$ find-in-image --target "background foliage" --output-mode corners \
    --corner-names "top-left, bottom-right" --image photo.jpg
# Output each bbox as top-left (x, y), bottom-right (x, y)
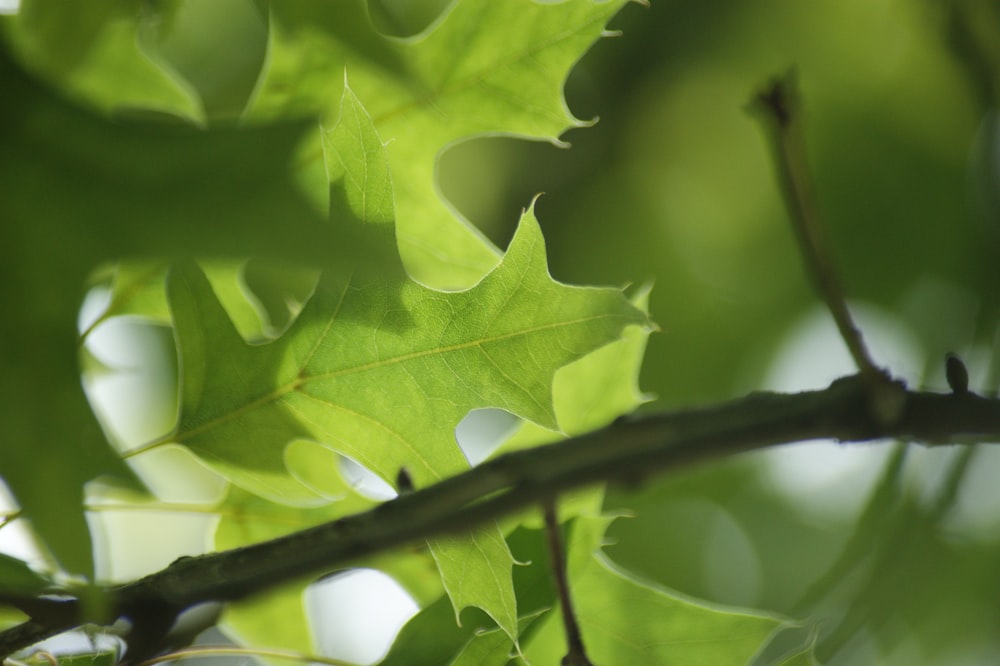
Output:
top-left (1, 0), bottom-right (999, 664)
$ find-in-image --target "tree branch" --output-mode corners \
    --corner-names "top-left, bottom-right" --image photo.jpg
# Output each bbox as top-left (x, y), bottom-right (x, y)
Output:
top-left (5, 374), bottom-right (1000, 657)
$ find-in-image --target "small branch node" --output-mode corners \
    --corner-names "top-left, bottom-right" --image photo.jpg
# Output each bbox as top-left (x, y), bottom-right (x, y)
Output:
top-left (946, 352), bottom-right (971, 396)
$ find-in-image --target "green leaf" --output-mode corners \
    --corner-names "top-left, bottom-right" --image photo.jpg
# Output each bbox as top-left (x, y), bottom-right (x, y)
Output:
top-left (163, 209), bottom-right (645, 638)
top-left (381, 526), bottom-right (555, 665)
top-left (246, 0), bottom-right (632, 287)
top-left (161, 84), bottom-right (648, 643)
top-left (200, 262), bottom-right (277, 342)
top-left (429, 530), bottom-right (519, 645)
top-left (380, 596), bottom-right (485, 666)
top-left (494, 287), bottom-right (653, 526)
top-left (448, 628), bottom-right (514, 666)
top-left (215, 477), bottom-right (444, 658)
top-left (222, 580), bottom-right (315, 658)
top-left (501, 287), bottom-right (654, 452)
top-left (448, 611), bottom-right (546, 666)
top-left (522, 514), bottom-right (786, 664)
top-left (163, 209), bottom-right (647, 501)
top-left (322, 81), bottom-right (396, 233)
top-left (214, 482), bottom-right (375, 656)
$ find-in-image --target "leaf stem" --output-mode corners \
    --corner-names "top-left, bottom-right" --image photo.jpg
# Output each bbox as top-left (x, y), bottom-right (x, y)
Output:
top-left (0, 510), bottom-right (21, 529)
top-left (84, 502), bottom-right (221, 515)
top-left (121, 434), bottom-right (174, 459)
top-left (543, 499), bottom-right (593, 666)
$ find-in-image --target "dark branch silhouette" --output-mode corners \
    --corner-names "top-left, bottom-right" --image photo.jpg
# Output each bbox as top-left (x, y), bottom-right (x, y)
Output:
top-left (3, 372), bottom-right (998, 658)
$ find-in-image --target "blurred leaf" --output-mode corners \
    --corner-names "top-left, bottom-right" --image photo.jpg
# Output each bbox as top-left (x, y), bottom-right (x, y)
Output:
top-left (147, 0), bottom-right (267, 121)
top-left (429, 529), bottom-right (519, 645)
top-left (2, 0), bottom-right (202, 120)
top-left (246, 0), bottom-right (631, 287)
top-left (0, 32), bottom-right (387, 574)
top-left (0, 46), bottom-right (382, 266)
top-left (0, 552), bottom-right (55, 597)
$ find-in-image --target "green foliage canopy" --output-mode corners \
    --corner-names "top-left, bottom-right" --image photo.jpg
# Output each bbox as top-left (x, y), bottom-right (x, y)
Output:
top-left (4, 0), bottom-right (997, 664)
top-left (0, 0), bottom-right (800, 663)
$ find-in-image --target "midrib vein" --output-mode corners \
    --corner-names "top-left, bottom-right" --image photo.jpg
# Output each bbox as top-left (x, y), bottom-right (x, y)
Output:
top-left (174, 311), bottom-right (627, 443)
top-left (302, 312), bottom-right (619, 383)
top-left (174, 379), bottom-right (304, 444)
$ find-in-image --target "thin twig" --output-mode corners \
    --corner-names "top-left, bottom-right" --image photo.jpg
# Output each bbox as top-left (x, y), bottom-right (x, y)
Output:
top-left (751, 72), bottom-right (884, 385)
top-left (543, 499), bottom-right (592, 666)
